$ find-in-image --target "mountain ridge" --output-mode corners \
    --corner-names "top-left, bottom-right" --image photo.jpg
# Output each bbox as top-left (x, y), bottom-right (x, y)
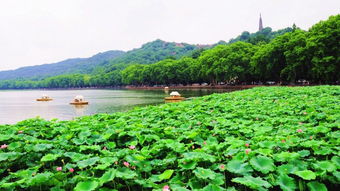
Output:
top-left (0, 27), bottom-right (293, 81)
top-left (0, 50), bottom-right (125, 80)
top-left (0, 39), bottom-right (203, 80)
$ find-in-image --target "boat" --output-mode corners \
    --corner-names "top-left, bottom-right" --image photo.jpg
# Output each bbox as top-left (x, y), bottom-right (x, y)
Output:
top-left (36, 94), bottom-right (53, 101)
top-left (165, 91), bottom-right (185, 101)
top-left (70, 95), bottom-right (89, 105)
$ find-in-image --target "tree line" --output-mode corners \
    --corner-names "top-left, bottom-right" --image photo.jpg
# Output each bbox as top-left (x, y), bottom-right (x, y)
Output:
top-left (0, 15), bottom-right (338, 89)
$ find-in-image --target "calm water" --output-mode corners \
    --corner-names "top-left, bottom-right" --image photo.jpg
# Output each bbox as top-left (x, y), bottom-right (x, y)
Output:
top-left (0, 89), bottom-right (232, 124)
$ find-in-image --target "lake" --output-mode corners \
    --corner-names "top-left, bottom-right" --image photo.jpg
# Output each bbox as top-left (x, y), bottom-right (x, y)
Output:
top-left (0, 89), bottom-right (233, 124)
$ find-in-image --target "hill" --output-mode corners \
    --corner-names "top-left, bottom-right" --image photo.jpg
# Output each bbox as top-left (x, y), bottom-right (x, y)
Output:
top-left (0, 50), bottom-right (125, 80)
top-left (0, 27), bottom-right (294, 82)
top-left (0, 40), bottom-right (202, 80)
top-left (102, 39), bottom-right (204, 72)
top-left (217, 27), bottom-right (294, 45)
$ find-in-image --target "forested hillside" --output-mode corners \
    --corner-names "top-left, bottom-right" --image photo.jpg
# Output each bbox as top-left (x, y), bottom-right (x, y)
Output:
top-left (0, 39), bottom-right (201, 82)
top-left (0, 15), bottom-right (338, 89)
top-left (105, 39), bottom-right (201, 70)
top-left (228, 27), bottom-right (293, 44)
top-left (127, 15), bottom-right (338, 85)
top-left (0, 51), bottom-right (125, 80)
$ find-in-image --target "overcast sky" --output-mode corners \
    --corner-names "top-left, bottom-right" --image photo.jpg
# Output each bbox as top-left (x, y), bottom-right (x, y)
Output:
top-left (0, 0), bottom-right (339, 71)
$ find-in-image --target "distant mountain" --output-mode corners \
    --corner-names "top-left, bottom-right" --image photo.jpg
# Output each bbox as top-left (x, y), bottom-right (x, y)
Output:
top-left (0, 28), bottom-right (293, 81)
top-left (0, 50), bottom-right (125, 80)
top-left (0, 40), bottom-right (204, 80)
top-left (102, 39), bottom-right (204, 72)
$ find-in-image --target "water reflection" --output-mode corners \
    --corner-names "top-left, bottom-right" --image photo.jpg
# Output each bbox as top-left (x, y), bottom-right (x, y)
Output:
top-left (0, 89), bottom-right (234, 124)
top-left (165, 100), bottom-right (183, 103)
top-left (73, 105), bottom-right (88, 116)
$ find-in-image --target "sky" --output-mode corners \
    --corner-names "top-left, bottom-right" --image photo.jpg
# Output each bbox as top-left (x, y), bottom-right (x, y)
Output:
top-left (0, 0), bottom-right (339, 71)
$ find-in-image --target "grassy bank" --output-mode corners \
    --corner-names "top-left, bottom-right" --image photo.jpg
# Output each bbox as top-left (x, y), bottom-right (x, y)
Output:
top-left (0, 86), bottom-right (339, 191)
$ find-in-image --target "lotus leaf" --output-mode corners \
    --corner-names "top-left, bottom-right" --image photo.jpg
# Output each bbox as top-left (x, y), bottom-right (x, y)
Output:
top-left (250, 155), bottom-right (275, 174)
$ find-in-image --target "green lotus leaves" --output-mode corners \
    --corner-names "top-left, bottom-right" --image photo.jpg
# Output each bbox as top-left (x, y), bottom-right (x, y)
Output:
top-left (115, 168), bottom-right (137, 179)
top-left (226, 160), bottom-right (253, 175)
top-left (277, 164), bottom-right (299, 174)
top-left (202, 184), bottom-right (226, 191)
top-left (77, 157), bottom-right (100, 168)
top-left (226, 187), bottom-right (237, 191)
top-left (307, 181), bottom-right (327, 191)
top-left (294, 170), bottom-right (316, 180)
top-left (276, 174), bottom-right (297, 191)
top-left (193, 167), bottom-right (216, 180)
top-left (99, 169), bottom-right (116, 185)
top-left (331, 156), bottom-right (340, 168)
top-left (274, 152), bottom-right (300, 162)
top-left (259, 141), bottom-right (276, 149)
top-left (232, 176), bottom-right (271, 190)
top-left (182, 152), bottom-right (216, 162)
top-left (33, 144), bottom-right (53, 152)
top-left (8, 142), bottom-right (22, 150)
top-left (64, 152), bottom-right (87, 162)
top-left (0, 153), bottom-right (9, 161)
top-left (333, 171), bottom-right (340, 182)
top-left (74, 180), bottom-right (99, 191)
top-left (0, 86), bottom-right (339, 190)
top-left (297, 150), bottom-right (310, 157)
top-left (29, 172), bottom-right (54, 186)
top-left (41, 154), bottom-right (60, 162)
top-left (313, 147), bottom-right (333, 155)
top-left (0, 152), bottom-right (22, 161)
top-left (311, 126), bottom-right (330, 134)
top-left (211, 173), bottom-right (225, 186)
top-left (301, 140), bottom-right (323, 148)
top-left (159, 169), bottom-right (174, 180)
top-left (0, 134), bottom-right (11, 141)
top-left (250, 155), bottom-right (275, 174)
top-left (179, 161), bottom-right (197, 169)
top-left (314, 161), bottom-right (336, 172)
top-left (257, 148), bottom-right (273, 155)
top-left (169, 186), bottom-right (190, 191)
top-left (78, 130), bottom-right (92, 140)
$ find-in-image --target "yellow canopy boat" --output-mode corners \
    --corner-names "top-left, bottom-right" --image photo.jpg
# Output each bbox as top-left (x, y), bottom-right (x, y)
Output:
top-left (70, 95), bottom-right (89, 105)
top-left (36, 94), bottom-right (53, 101)
top-left (165, 91), bottom-right (185, 101)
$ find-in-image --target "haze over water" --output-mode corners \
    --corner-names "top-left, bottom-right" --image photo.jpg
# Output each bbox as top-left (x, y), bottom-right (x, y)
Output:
top-left (0, 89), bottom-right (231, 124)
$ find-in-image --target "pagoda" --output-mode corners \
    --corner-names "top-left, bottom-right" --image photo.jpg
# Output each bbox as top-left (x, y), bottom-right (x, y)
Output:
top-left (259, 14), bottom-right (263, 31)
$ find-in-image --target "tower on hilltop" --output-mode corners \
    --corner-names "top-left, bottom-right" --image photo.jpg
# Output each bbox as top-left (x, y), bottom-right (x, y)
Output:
top-left (259, 14), bottom-right (263, 31)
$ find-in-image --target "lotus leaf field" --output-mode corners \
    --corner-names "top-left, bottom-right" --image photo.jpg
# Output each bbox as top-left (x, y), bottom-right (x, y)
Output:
top-left (0, 86), bottom-right (339, 191)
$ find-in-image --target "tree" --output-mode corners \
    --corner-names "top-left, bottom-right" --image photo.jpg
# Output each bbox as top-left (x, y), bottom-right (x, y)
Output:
top-left (306, 15), bottom-right (340, 83)
top-left (199, 42), bottom-right (256, 84)
top-left (281, 30), bottom-right (310, 82)
top-left (251, 33), bottom-right (291, 82)
top-left (121, 65), bottom-right (145, 85)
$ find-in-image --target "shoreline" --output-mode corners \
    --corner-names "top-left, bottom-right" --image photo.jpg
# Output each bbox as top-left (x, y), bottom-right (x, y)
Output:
top-left (124, 84), bottom-right (259, 90)
top-left (0, 84), bottom-right (320, 91)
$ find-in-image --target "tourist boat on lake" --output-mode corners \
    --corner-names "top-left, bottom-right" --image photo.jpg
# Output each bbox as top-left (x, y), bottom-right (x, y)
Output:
top-left (165, 91), bottom-right (185, 101)
top-left (36, 94), bottom-right (53, 101)
top-left (70, 95), bottom-right (89, 105)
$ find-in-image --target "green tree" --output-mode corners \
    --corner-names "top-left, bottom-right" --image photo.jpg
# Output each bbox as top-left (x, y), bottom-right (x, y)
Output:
top-left (199, 42), bottom-right (256, 84)
top-left (306, 14), bottom-right (340, 83)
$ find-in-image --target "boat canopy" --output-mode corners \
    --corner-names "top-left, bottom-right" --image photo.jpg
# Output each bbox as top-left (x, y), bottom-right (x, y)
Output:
top-left (74, 95), bottom-right (84, 100)
top-left (170, 91), bottom-right (180, 96)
